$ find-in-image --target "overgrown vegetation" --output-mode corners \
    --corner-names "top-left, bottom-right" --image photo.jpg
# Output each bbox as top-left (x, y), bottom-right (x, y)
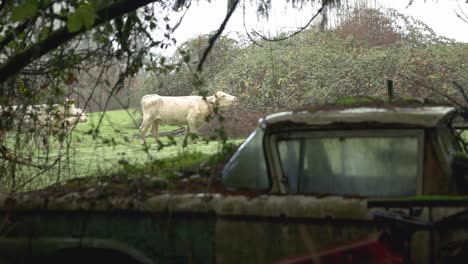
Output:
top-left (35, 142), bottom-right (240, 199)
top-left (0, 110), bottom-right (242, 192)
top-left (1, 3), bottom-right (467, 192)
top-left (138, 8), bottom-right (468, 138)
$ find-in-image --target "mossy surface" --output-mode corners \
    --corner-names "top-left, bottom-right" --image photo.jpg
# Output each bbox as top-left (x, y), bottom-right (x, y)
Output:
top-left (296, 95), bottom-right (451, 112)
top-left (454, 152), bottom-right (468, 161)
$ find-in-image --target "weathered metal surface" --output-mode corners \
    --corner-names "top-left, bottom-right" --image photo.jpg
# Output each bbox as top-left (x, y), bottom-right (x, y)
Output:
top-left (264, 107), bottom-right (456, 128)
top-left (215, 219), bottom-right (379, 264)
top-left (0, 193), bottom-right (371, 220)
top-left (0, 193), bottom-right (374, 263)
top-left (0, 211), bottom-right (215, 263)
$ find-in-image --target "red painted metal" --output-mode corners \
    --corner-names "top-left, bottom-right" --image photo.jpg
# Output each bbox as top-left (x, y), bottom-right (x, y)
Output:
top-left (274, 232), bottom-right (405, 264)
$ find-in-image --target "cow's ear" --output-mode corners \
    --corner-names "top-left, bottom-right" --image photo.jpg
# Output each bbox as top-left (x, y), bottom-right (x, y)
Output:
top-left (65, 98), bottom-right (75, 105)
top-left (207, 95), bottom-right (217, 104)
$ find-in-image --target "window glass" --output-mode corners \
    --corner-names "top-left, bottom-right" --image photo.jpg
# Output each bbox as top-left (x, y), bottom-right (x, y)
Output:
top-left (222, 127), bottom-right (270, 191)
top-left (278, 131), bottom-right (421, 197)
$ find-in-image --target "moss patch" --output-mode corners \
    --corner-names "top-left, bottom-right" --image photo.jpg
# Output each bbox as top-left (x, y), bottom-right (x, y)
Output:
top-left (295, 95), bottom-right (450, 112)
top-left (454, 152), bottom-right (468, 161)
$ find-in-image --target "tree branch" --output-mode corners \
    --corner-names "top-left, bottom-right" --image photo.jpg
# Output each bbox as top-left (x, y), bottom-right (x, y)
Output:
top-left (415, 80), bottom-right (464, 108)
top-left (453, 81), bottom-right (468, 104)
top-left (0, 17), bottom-right (36, 53)
top-left (455, 0), bottom-right (468, 24)
top-left (0, 0), bottom-right (158, 84)
top-left (251, 0), bottom-right (328, 42)
top-left (197, 0), bottom-right (240, 71)
top-left (0, 0), bottom-right (59, 53)
top-left (242, 0), bottom-right (264, 47)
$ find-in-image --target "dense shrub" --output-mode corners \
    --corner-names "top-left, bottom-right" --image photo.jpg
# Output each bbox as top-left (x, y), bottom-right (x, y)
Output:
top-left (136, 8), bottom-right (468, 137)
top-left (199, 106), bottom-right (267, 138)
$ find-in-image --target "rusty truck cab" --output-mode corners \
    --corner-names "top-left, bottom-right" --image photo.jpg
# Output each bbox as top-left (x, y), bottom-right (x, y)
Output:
top-left (223, 105), bottom-right (462, 197)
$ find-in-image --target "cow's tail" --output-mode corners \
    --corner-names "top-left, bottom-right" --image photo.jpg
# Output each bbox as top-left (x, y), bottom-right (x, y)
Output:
top-left (139, 96), bottom-right (149, 130)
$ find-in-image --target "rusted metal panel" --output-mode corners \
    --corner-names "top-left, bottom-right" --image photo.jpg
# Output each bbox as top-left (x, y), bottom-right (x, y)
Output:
top-left (215, 218), bottom-right (378, 264)
top-left (0, 210), bottom-right (215, 263)
top-left (424, 132), bottom-right (447, 195)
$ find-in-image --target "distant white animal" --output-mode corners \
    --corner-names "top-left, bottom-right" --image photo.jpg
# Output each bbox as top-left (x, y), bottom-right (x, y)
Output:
top-left (139, 91), bottom-right (237, 144)
top-left (41, 107), bottom-right (88, 148)
top-left (0, 101), bottom-right (87, 148)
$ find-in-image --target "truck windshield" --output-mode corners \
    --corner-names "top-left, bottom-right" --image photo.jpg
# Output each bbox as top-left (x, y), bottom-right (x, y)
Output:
top-left (277, 130), bottom-right (423, 197)
top-left (222, 127), bottom-right (270, 191)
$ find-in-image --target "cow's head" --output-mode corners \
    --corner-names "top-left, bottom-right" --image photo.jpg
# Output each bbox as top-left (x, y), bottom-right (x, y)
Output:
top-left (61, 98), bottom-right (77, 114)
top-left (53, 99), bottom-right (81, 118)
top-left (213, 91), bottom-right (237, 110)
top-left (75, 108), bottom-right (88, 122)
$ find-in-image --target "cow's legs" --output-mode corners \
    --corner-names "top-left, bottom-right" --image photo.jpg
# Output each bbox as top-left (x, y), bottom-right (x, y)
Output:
top-left (139, 115), bottom-right (153, 145)
top-left (183, 125), bottom-right (190, 146)
top-left (186, 118), bottom-right (199, 145)
top-left (150, 119), bottom-right (162, 144)
top-left (32, 133), bottom-right (42, 148)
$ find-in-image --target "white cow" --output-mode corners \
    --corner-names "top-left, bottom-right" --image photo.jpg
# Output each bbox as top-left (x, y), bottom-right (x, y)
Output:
top-left (139, 91), bottom-right (237, 145)
top-left (41, 107), bottom-right (88, 148)
top-left (0, 101), bottom-right (87, 148)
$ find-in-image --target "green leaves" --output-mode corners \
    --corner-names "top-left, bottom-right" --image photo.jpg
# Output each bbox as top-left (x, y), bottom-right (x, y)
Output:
top-left (67, 13), bottom-right (82, 33)
top-left (67, 4), bottom-right (96, 33)
top-left (11, 0), bottom-right (38, 22)
top-left (38, 27), bottom-right (50, 41)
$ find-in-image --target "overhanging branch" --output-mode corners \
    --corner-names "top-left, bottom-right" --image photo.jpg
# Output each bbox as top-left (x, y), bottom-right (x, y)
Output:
top-left (197, 0), bottom-right (240, 72)
top-left (251, 0), bottom-right (328, 42)
top-left (0, 0), bottom-right (159, 84)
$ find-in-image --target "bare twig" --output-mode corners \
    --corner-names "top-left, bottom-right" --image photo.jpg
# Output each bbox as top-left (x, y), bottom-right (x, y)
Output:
top-left (242, 0), bottom-right (264, 47)
top-left (170, 0), bottom-right (192, 34)
top-left (455, 0), bottom-right (468, 24)
top-left (12, 156), bottom-right (63, 193)
top-left (415, 80), bottom-right (464, 108)
top-left (197, 0), bottom-right (240, 71)
top-left (251, 0), bottom-right (329, 42)
top-left (453, 81), bottom-right (468, 104)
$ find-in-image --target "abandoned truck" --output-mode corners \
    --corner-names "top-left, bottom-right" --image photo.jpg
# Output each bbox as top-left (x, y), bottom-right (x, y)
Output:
top-left (0, 99), bottom-right (468, 264)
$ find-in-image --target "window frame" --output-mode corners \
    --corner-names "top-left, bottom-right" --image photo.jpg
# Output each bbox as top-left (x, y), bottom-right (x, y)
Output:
top-left (267, 129), bottom-right (425, 197)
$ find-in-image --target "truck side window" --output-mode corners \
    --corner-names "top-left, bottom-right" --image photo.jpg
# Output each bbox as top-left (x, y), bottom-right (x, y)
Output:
top-left (278, 140), bottom-right (301, 193)
top-left (278, 131), bottom-right (422, 197)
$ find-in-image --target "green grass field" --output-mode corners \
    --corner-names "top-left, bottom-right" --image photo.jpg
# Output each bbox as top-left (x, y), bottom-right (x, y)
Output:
top-left (4, 109), bottom-right (467, 192)
top-left (4, 109), bottom-right (244, 191)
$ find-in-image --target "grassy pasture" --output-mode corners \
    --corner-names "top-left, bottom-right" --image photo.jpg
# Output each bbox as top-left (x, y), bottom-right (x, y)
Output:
top-left (5, 109), bottom-right (243, 190)
top-left (5, 108), bottom-right (467, 191)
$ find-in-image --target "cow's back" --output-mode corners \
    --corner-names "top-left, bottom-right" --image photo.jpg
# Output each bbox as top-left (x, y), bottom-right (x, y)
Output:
top-left (141, 95), bottom-right (208, 125)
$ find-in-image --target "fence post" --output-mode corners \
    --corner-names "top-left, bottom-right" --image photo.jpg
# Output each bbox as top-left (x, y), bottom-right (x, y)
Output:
top-left (387, 80), bottom-right (394, 100)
